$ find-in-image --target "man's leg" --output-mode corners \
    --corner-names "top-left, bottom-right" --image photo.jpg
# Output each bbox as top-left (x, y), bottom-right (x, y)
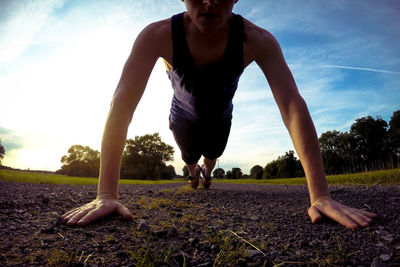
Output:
top-left (186, 163), bottom-right (201, 189)
top-left (186, 163), bottom-right (198, 177)
top-left (203, 158), bottom-right (216, 177)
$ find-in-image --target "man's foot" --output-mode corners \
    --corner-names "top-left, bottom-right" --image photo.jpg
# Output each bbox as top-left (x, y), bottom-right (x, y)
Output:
top-left (189, 165), bottom-right (201, 189)
top-left (201, 164), bottom-right (212, 189)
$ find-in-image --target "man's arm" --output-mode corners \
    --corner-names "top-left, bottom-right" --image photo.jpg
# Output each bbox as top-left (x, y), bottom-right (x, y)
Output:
top-left (62, 21), bottom-right (168, 225)
top-left (249, 27), bottom-right (376, 228)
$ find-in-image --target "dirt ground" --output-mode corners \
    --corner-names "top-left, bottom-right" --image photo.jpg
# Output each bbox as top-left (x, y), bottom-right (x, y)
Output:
top-left (0, 180), bottom-right (399, 266)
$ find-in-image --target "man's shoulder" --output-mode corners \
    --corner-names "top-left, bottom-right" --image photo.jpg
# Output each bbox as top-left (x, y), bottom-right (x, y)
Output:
top-left (242, 17), bottom-right (281, 63)
top-left (142, 18), bottom-right (171, 40)
top-left (242, 18), bottom-right (276, 47)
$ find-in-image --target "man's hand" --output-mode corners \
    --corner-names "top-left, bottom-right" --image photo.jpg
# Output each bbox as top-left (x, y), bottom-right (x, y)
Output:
top-left (62, 197), bottom-right (133, 226)
top-left (308, 196), bottom-right (376, 228)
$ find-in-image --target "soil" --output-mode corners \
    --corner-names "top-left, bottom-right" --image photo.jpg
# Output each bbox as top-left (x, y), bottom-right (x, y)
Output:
top-left (0, 180), bottom-right (399, 266)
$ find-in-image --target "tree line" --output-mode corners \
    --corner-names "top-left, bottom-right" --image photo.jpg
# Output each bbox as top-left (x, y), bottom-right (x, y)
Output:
top-left (208, 110), bottom-right (400, 179)
top-left (0, 139), bottom-right (5, 166)
top-left (57, 133), bottom-right (176, 180)
top-left (8, 109), bottom-right (398, 180)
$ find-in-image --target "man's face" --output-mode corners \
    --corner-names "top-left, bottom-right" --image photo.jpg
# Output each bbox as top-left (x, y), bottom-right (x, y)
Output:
top-left (182, 0), bottom-right (238, 33)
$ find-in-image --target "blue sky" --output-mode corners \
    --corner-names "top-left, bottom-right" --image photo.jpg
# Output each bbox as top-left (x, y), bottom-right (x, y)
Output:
top-left (1, 0), bottom-right (399, 174)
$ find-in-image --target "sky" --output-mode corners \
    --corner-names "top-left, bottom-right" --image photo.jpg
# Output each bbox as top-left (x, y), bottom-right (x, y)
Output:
top-left (1, 0), bottom-right (400, 175)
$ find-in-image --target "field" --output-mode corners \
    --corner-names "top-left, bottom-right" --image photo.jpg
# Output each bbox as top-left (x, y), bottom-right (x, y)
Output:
top-left (1, 168), bottom-right (400, 186)
top-left (0, 168), bottom-right (399, 266)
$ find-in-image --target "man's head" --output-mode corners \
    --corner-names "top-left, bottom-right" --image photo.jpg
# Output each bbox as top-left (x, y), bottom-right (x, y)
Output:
top-left (182, 0), bottom-right (239, 33)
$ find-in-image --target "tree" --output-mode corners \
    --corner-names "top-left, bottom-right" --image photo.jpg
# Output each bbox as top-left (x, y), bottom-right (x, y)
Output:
top-left (213, 168), bottom-right (225, 178)
top-left (156, 164), bottom-right (176, 180)
top-left (388, 110), bottom-right (400, 168)
top-left (59, 145), bottom-right (100, 177)
top-left (319, 130), bottom-right (355, 174)
top-left (182, 165), bottom-right (189, 178)
top-left (231, 167), bottom-right (242, 179)
top-left (121, 133), bottom-right (174, 179)
top-left (250, 165), bottom-right (263, 179)
top-left (350, 116), bottom-right (389, 171)
top-left (264, 159), bottom-right (279, 179)
top-left (264, 151), bottom-right (304, 179)
top-left (0, 139), bottom-right (5, 165)
top-left (225, 170), bottom-right (233, 179)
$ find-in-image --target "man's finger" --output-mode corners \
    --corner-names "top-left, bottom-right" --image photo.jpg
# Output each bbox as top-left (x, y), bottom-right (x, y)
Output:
top-left (63, 209), bottom-right (83, 222)
top-left (117, 204), bottom-right (134, 220)
top-left (357, 209), bottom-right (377, 218)
top-left (62, 208), bottom-right (80, 219)
top-left (77, 207), bottom-right (110, 226)
top-left (66, 209), bottom-right (90, 226)
top-left (344, 209), bottom-right (372, 227)
top-left (308, 205), bottom-right (322, 224)
top-left (320, 205), bottom-right (358, 229)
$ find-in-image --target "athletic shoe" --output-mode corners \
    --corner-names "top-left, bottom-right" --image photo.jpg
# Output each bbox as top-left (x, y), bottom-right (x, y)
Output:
top-left (201, 164), bottom-right (212, 189)
top-left (188, 165), bottom-right (201, 189)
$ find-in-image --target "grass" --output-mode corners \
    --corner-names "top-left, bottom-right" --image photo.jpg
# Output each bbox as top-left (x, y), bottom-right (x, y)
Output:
top-left (0, 169), bottom-right (184, 185)
top-left (215, 168), bottom-right (400, 186)
top-left (1, 168), bottom-right (399, 186)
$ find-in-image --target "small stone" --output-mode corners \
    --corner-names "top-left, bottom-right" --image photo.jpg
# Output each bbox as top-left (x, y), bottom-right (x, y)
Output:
top-left (137, 220), bottom-right (150, 232)
top-left (371, 258), bottom-right (386, 267)
top-left (245, 249), bottom-right (262, 259)
top-left (375, 230), bottom-right (394, 242)
top-left (379, 254), bottom-right (391, 262)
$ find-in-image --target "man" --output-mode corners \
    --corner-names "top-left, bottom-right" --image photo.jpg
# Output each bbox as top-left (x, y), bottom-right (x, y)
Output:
top-left (62, 0), bottom-right (376, 228)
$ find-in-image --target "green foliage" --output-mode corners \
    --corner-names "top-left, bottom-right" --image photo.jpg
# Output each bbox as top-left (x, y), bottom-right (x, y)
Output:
top-left (47, 249), bottom-right (75, 265)
top-left (203, 230), bottom-right (248, 266)
top-left (0, 169), bottom-right (183, 185)
top-left (0, 139), bottom-right (5, 165)
top-left (156, 164), bottom-right (176, 180)
top-left (128, 235), bottom-right (177, 266)
top-left (182, 165), bottom-right (189, 178)
top-left (319, 130), bottom-right (353, 175)
top-left (231, 167), bottom-right (242, 179)
top-left (59, 145), bottom-right (100, 177)
top-left (224, 168), bottom-right (242, 179)
top-left (250, 165), bottom-right (263, 179)
top-left (388, 110), bottom-right (400, 164)
top-left (121, 133), bottom-right (175, 180)
top-left (319, 111), bottom-right (400, 174)
top-left (213, 168), bottom-right (225, 178)
top-left (1, 168), bottom-right (400, 186)
top-left (264, 151), bottom-right (304, 179)
top-left (350, 115), bottom-right (389, 170)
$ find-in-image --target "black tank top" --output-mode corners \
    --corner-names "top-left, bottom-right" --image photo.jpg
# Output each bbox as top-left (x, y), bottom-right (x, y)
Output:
top-left (168, 12), bottom-right (244, 124)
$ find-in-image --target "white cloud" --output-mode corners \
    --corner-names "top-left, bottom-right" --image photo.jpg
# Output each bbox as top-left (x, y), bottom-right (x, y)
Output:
top-left (0, 0), bottom-right (67, 66)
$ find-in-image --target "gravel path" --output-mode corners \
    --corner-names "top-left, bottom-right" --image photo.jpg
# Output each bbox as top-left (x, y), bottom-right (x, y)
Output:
top-left (0, 180), bottom-right (399, 266)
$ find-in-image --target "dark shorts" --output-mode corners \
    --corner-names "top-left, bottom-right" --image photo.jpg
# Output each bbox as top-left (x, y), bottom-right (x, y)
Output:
top-left (170, 116), bottom-right (231, 164)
